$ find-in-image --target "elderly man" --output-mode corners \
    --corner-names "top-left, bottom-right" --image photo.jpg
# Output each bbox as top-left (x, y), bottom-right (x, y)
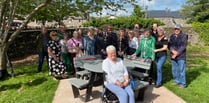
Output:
top-left (168, 24), bottom-right (188, 89)
top-left (102, 45), bottom-right (135, 103)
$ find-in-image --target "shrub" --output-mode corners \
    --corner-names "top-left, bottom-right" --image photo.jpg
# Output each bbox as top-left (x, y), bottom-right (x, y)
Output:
top-left (83, 16), bottom-right (164, 30)
top-left (192, 22), bottom-right (209, 45)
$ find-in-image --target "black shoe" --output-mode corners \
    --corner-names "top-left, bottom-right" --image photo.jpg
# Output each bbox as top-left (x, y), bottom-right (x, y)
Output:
top-left (155, 85), bottom-right (162, 88)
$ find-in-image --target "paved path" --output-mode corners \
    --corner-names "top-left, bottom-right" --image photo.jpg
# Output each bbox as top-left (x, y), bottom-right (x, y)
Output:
top-left (52, 78), bottom-right (187, 103)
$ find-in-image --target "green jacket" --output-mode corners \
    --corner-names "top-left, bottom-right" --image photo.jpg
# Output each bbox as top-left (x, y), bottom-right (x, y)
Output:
top-left (135, 35), bottom-right (155, 59)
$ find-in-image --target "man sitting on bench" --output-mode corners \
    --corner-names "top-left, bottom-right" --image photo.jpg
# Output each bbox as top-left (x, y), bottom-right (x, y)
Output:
top-left (102, 45), bottom-right (135, 103)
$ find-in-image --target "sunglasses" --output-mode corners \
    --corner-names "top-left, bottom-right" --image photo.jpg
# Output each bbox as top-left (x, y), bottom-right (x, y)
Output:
top-left (174, 28), bottom-right (180, 30)
top-left (52, 35), bottom-right (57, 36)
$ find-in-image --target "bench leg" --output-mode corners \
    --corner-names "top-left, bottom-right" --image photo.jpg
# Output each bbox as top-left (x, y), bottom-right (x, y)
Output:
top-left (84, 72), bottom-right (96, 102)
top-left (137, 87), bottom-right (146, 101)
top-left (71, 85), bottom-right (80, 98)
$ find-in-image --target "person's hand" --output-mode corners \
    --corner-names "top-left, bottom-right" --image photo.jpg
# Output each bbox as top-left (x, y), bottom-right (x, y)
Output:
top-left (131, 54), bottom-right (137, 59)
top-left (54, 56), bottom-right (58, 62)
top-left (83, 52), bottom-right (86, 56)
top-left (154, 49), bottom-right (158, 53)
top-left (116, 80), bottom-right (123, 87)
top-left (172, 50), bottom-right (178, 55)
top-left (118, 51), bottom-right (123, 56)
top-left (102, 50), bottom-right (106, 55)
top-left (172, 54), bottom-right (177, 59)
top-left (122, 80), bottom-right (129, 87)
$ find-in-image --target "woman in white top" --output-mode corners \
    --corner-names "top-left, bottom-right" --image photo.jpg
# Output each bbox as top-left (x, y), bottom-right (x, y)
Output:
top-left (102, 45), bottom-right (135, 103)
top-left (127, 30), bottom-right (138, 55)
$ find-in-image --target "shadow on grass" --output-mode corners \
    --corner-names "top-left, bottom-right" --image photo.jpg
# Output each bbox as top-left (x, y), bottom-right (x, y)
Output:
top-left (0, 77), bottom-right (47, 92)
top-left (0, 83), bottom-right (22, 92)
top-left (186, 65), bottom-right (209, 86)
top-left (25, 77), bottom-right (48, 87)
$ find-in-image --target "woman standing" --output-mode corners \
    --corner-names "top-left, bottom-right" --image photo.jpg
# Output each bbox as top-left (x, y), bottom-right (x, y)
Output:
top-left (60, 34), bottom-right (71, 74)
top-left (48, 31), bottom-right (66, 79)
top-left (67, 31), bottom-right (83, 74)
top-left (127, 30), bottom-right (138, 55)
top-left (67, 31), bottom-right (83, 57)
top-left (154, 27), bottom-right (168, 87)
top-left (117, 28), bottom-right (128, 58)
top-left (83, 28), bottom-right (96, 56)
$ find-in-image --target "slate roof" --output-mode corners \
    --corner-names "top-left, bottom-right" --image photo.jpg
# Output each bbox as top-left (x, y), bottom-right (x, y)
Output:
top-left (147, 10), bottom-right (184, 18)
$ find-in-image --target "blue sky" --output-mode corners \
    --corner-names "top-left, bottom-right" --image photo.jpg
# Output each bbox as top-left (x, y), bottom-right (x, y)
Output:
top-left (91, 0), bottom-right (186, 17)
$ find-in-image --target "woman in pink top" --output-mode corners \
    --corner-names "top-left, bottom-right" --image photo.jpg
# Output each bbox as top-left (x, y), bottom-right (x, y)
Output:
top-left (67, 31), bottom-right (83, 57)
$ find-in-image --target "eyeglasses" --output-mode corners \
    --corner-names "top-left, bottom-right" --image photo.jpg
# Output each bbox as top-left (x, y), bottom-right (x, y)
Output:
top-left (52, 35), bottom-right (57, 36)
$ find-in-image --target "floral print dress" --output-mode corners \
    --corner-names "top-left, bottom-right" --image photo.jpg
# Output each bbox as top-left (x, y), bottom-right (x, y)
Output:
top-left (48, 40), bottom-right (66, 76)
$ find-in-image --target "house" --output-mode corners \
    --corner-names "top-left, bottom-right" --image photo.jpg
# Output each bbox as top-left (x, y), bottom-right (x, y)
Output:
top-left (147, 10), bottom-right (190, 27)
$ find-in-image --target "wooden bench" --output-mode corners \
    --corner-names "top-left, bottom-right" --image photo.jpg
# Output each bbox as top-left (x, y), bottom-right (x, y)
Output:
top-left (69, 78), bottom-right (89, 98)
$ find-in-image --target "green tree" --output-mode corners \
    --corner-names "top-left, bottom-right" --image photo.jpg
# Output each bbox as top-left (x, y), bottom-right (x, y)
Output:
top-left (180, 0), bottom-right (209, 23)
top-left (0, 0), bottom-right (52, 78)
top-left (131, 5), bottom-right (144, 18)
top-left (0, 0), bottom-right (137, 78)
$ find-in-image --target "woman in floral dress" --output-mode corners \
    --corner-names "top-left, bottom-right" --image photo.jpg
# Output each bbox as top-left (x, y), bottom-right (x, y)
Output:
top-left (48, 31), bottom-right (66, 79)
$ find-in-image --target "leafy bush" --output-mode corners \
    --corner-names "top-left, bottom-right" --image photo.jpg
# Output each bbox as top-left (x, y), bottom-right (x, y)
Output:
top-left (83, 16), bottom-right (164, 30)
top-left (192, 22), bottom-right (209, 45)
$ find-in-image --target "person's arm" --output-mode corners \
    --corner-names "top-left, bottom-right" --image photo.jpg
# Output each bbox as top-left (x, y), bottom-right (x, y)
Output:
top-left (134, 38), bottom-right (143, 56)
top-left (121, 61), bottom-right (129, 87)
top-left (168, 34), bottom-right (175, 51)
top-left (83, 37), bottom-right (87, 56)
top-left (154, 45), bottom-right (168, 52)
top-left (48, 47), bottom-right (58, 61)
top-left (150, 38), bottom-right (156, 60)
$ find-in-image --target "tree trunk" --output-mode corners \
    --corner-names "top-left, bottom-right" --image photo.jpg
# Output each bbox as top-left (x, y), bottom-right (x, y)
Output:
top-left (0, 45), bottom-right (8, 79)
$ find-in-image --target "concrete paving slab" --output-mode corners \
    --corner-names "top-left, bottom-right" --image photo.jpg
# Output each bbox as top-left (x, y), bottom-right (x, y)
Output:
top-left (52, 78), bottom-right (187, 103)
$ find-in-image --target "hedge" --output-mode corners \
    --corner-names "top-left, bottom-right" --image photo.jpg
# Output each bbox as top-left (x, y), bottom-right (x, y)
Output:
top-left (82, 16), bottom-right (164, 30)
top-left (192, 22), bottom-right (209, 45)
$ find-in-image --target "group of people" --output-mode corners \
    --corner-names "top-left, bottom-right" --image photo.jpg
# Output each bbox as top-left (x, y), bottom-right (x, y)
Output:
top-left (36, 23), bottom-right (188, 102)
top-left (102, 23), bottom-right (188, 103)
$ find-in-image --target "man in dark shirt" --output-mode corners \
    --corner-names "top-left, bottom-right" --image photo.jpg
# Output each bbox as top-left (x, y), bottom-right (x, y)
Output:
top-left (95, 25), bottom-right (117, 59)
top-left (168, 24), bottom-right (188, 89)
top-left (36, 26), bottom-right (49, 73)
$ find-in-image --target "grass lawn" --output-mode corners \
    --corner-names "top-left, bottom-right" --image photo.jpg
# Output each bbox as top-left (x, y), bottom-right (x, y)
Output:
top-left (0, 62), bottom-right (59, 103)
top-left (163, 46), bottom-right (209, 103)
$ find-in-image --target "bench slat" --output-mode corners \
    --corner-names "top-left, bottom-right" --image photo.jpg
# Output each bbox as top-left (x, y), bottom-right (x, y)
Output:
top-left (76, 70), bottom-right (91, 76)
top-left (69, 78), bottom-right (89, 89)
top-left (134, 80), bottom-right (149, 90)
top-left (131, 70), bottom-right (149, 78)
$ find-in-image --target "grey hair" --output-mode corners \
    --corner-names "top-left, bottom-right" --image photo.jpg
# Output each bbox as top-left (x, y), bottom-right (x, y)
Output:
top-left (157, 26), bottom-right (165, 34)
top-left (106, 45), bottom-right (116, 53)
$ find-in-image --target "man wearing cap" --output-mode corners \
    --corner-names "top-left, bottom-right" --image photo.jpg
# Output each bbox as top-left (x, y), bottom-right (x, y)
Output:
top-left (168, 24), bottom-right (188, 89)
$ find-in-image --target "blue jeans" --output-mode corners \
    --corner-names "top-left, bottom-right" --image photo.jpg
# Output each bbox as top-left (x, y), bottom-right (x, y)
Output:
top-left (105, 83), bottom-right (135, 103)
top-left (171, 59), bottom-right (186, 87)
top-left (37, 51), bottom-right (49, 72)
top-left (155, 55), bottom-right (166, 86)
